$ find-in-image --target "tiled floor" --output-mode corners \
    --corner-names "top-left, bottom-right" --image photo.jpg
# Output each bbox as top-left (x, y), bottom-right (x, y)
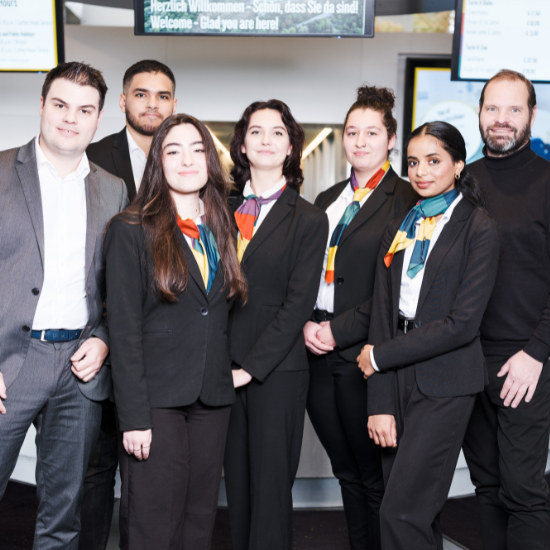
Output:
top-left (105, 501), bottom-right (467, 550)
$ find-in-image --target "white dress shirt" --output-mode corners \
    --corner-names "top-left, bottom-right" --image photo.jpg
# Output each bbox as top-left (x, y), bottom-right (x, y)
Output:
top-left (370, 192), bottom-right (463, 371)
top-left (126, 128), bottom-right (147, 192)
top-left (181, 199), bottom-right (206, 248)
top-left (315, 177), bottom-right (381, 313)
top-left (241, 176), bottom-right (286, 236)
top-left (32, 136), bottom-right (89, 330)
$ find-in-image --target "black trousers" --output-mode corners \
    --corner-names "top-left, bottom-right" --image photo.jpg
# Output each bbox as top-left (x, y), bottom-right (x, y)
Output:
top-left (307, 351), bottom-right (384, 550)
top-left (224, 370), bottom-right (309, 550)
top-left (79, 400), bottom-right (118, 550)
top-left (118, 401), bottom-right (231, 550)
top-left (380, 364), bottom-right (475, 550)
top-left (463, 355), bottom-right (550, 550)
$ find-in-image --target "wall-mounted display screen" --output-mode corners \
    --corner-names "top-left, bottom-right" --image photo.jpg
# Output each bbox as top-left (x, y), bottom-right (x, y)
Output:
top-left (0, 0), bottom-right (64, 72)
top-left (452, 0), bottom-right (550, 82)
top-left (403, 57), bottom-right (550, 176)
top-left (134, 0), bottom-right (374, 37)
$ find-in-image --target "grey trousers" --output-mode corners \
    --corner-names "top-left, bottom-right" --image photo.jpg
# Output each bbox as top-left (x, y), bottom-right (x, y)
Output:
top-left (0, 338), bottom-right (102, 550)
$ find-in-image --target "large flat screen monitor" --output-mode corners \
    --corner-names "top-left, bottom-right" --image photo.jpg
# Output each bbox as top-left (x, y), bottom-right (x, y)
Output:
top-left (0, 0), bottom-right (64, 72)
top-left (403, 57), bottom-right (550, 176)
top-left (452, 0), bottom-right (550, 82)
top-left (134, 0), bottom-right (374, 37)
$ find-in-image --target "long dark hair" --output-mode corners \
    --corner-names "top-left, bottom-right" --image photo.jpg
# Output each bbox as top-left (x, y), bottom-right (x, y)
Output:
top-left (406, 121), bottom-right (486, 212)
top-left (115, 113), bottom-right (247, 303)
top-left (230, 99), bottom-right (305, 191)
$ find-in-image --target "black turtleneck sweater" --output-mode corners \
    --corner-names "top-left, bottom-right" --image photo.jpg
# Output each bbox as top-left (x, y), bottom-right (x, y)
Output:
top-left (468, 143), bottom-right (550, 362)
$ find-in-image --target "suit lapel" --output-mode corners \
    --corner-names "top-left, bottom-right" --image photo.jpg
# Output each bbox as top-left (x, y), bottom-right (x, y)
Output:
top-left (16, 140), bottom-right (45, 269)
top-left (390, 250), bottom-right (404, 334)
top-left (317, 180), bottom-right (348, 211)
top-left (415, 199), bottom-right (473, 315)
top-left (179, 232), bottom-right (208, 298)
top-left (84, 167), bottom-right (101, 282)
top-left (241, 187), bottom-right (295, 264)
top-left (112, 129), bottom-right (137, 200)
top-left (338, 169), bottom-right (398, 247)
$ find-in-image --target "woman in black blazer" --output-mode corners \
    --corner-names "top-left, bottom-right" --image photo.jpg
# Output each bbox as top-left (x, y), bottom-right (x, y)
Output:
top-left (223, 100), bottom-right (328, 550)
top-left (303, 86), bottom-right (417, 550)
top-left (104, 114), bottom-right (246, 550)
top-left (358, 121), bottom-right (500, 550)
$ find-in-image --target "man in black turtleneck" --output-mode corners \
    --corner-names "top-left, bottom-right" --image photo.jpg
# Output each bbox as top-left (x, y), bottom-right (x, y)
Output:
top-left (463, 70), bottom-right (550, 550)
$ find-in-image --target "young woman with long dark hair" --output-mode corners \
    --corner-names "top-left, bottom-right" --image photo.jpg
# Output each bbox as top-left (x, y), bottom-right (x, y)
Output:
top-left (223, 100), bottom-right (328, 550)
top-left (303, 85), bottom-right (418, 550)
top-left (104, 113), bottom-right (247, 550)
top-left (358, 121), bottom-right (500, 550)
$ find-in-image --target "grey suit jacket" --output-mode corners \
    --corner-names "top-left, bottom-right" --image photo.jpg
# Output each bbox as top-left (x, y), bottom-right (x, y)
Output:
top-left (0, 138), bottom-right (128, 401)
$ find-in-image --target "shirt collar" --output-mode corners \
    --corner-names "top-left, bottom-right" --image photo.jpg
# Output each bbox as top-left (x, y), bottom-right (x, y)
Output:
top-left (243, 176), bottom-right (286, 198)
top-left (35, 135), bottom-right (90, 182)
top-left (126, 128), bottom-right (147, 157)
top-left (415, 192), bottom-right (463, 225)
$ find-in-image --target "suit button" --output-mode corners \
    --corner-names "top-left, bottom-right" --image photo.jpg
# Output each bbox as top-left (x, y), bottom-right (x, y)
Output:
top-left (336, 277), bottom-right (344, 285)
top-left (414, 321), bottom-right (422, 329)
top-left (32, 288), bottom-right (40, 296)
top-left (200, 307), bottom-right (209, 316)
top-left (22, 325), bottom-right (31, 332)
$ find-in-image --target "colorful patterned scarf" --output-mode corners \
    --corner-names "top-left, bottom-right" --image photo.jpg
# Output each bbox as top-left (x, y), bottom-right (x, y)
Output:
top-left (234, 184), bottom-right (286, 263)
top-left (324, 160), bottom-right (390, 284)
top-left (384, 188), bottom-right (460, 279)
top-left (178, 217), bottom-right (220, 292)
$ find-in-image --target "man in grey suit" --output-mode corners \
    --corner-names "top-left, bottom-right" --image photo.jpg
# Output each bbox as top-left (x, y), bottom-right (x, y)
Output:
top-left (0, 61), bottom-right (128, 549)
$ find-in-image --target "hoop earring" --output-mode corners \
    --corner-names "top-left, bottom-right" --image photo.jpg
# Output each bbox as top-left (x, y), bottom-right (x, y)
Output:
top-left (455, 173), bottom-right (460, 180)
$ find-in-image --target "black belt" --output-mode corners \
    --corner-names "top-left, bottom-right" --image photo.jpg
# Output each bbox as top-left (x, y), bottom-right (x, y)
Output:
top-left (313, 309), bottom-right (334, 323)
top-left (31, 329), bottom-right (83, 343)
top-left (397, 317), bottom-right (416, 334)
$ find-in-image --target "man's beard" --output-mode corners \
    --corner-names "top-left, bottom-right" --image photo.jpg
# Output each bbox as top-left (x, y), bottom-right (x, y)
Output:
top-left (126, 110), bottom-right (162, 137)
top-left (480, 119), bottom-right (531, 156)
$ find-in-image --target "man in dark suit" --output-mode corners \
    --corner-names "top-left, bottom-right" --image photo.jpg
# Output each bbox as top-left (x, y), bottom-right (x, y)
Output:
top-left (86, 59), bottom-right (177, 201)
top-left (81, 59), bottom-right (176, 550)
top-left (0, 62), bottom-right (128, 549)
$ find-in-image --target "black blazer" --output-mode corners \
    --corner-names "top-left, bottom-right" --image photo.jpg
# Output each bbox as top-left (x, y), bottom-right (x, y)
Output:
top-left (87, 128), bottom-right (137, 201)
top-left (229, 186), bottom-right (328, 383)
top-left (314, 167), bottom-right (418, 363)
top-left (104, 219), bottom-right (235, 432)
top-left (367, 198), bottom-right (501, 416)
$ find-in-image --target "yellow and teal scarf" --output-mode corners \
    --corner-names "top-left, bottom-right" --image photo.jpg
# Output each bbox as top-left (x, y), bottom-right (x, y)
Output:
top-left (325, 160), bottom-right (390, 284)
top-left (384, 188), bottom-right (459, 278)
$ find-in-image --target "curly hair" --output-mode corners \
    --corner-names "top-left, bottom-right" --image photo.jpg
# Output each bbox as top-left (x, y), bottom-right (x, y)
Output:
top-left (344, 85), bottom-right (397, 145)
top-left (230, 99), bottom-right (305, 191)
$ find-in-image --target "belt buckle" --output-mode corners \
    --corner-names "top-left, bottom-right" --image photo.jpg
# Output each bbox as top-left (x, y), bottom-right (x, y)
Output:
top-left (40, 330), bottom-right (48, 342)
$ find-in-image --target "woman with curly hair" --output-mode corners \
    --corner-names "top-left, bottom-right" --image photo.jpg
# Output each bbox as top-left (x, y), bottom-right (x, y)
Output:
top-left (223, 100), bottom-right (328, 550)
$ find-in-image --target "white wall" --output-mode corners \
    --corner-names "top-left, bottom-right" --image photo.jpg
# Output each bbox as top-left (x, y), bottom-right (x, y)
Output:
top-left (7, 25), bottom-right (498, 503)
top-left (0, 26), bottom-right (453, 152)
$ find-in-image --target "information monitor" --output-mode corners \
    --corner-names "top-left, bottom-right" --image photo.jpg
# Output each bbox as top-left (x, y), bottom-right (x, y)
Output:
top-left (452, 0), bottom-right (550, 82)
top-left (135, 0), bottom-right (374, 37)
top-left (0, 0), bottom-right (64, 72)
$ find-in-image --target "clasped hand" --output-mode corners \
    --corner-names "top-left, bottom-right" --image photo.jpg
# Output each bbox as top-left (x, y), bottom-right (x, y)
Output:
top-left (357, 344), bottom-right (376, 379)
top-left (303, 321), bottom-right (336, 355)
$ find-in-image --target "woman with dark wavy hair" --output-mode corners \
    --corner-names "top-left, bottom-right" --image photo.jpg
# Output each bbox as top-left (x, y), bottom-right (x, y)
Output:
top-left (357, 121), bottom-right (500, 549)
top-left (223, 100), bottom-right (328, 550)
top-left (104, 113), bottom-right (247, 550)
